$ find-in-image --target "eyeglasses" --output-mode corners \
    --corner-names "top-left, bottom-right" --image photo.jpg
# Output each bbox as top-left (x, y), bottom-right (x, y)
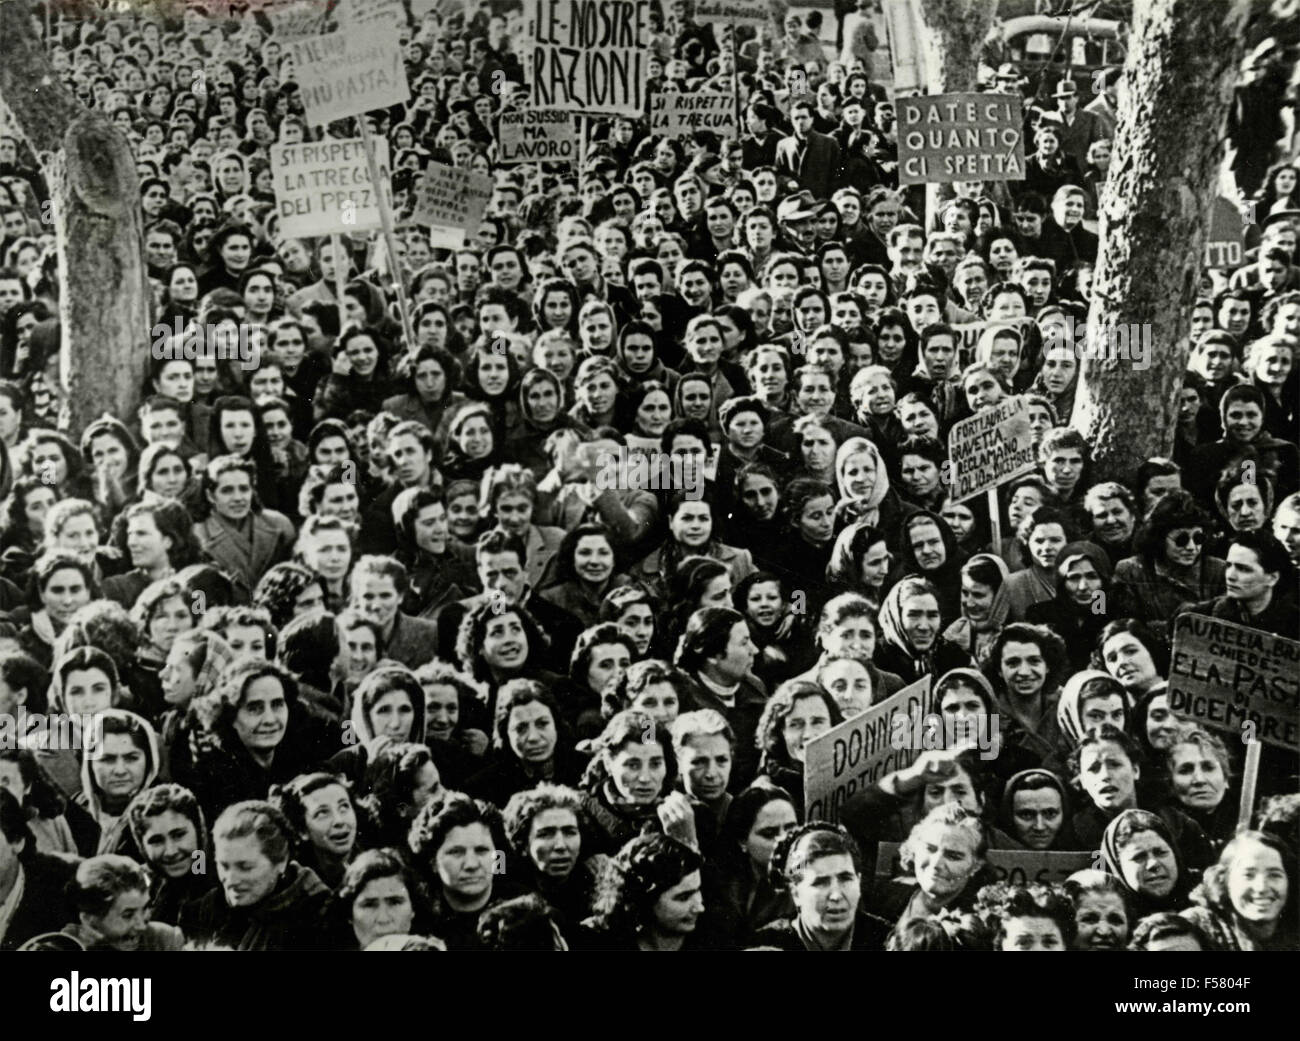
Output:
top-left (1169, 530), bottom-right (1205, 548)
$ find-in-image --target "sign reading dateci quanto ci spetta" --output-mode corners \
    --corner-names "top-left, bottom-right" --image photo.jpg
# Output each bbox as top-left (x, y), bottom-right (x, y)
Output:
top-left (897, 93), bottom-right (1025, 186)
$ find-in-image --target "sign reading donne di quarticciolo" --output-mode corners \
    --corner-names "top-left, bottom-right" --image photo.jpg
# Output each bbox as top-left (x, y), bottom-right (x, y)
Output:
top-left (288, 29), bottom-right (411, 126)
top-left (897, 93), bottom-right (1025, 186)
top-left (804, 676), bottom-right (932, 824)
top-left (528, 0), bottom-right (650, 117)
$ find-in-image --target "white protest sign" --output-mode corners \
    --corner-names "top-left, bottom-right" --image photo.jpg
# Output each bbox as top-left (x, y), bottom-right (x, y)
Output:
top-left (946, 395), bottom-right (1037, 503)
top-left (650, 92), bottom-right (738, 139)
top-left (288, 30), bottom-right (411, 126)
top-left (406, 162), bottom-right (495, 247)
top-left (497, 109), bottom-right (578, 164)
top-left (271, 138), bottom-right (389, 238)
top-left (528, 0), bottom-right (649, 117)
top-left (805, 676), bottom-right (932, 823)
top-left (695, 0), bottom-right (769, 25)
top-left (336, 0), bottom-right (403, 31)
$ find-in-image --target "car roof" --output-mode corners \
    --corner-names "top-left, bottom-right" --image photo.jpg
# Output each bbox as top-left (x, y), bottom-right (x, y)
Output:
top-left (998, 14), bottom-right (1122, 39)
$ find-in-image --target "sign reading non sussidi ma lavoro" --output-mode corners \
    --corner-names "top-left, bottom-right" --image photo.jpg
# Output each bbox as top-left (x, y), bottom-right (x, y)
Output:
top-left (1168, 614), bottom-right (1300, 752)
top-left (897, 93), bottom-right (1025, 186)
top-left (497, 109), bottom-right (578, 164)
top-left (528, 0), bottom-right (650, 116)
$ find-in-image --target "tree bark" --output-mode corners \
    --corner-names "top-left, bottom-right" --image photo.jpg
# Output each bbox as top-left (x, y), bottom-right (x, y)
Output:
top-left (1072, 0), bottom-right (1253, 480)
top-left (915, 0), bottom-right (996, 93)
top-left (0, 0), bottom-right (148, 434)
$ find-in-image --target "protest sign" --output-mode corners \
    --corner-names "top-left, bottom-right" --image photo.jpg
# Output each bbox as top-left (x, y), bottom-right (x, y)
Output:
top-left (897, 93), bottom-right (1025, 185)
top-left (874, 843), bottom-right (1093, 885)
top-left (271, 138), bottom-right (389, 238)
top-left (1167, 614), bottom-right (1300, 753)
top-left (263, 0), bottom-right (324, 39)
top-left (946, 396), bottom-right (1037, 503)
top-left (650, 92), bottom-right (738, 139)
top-left (336, 0), bottom-right (403, 31)
top-left (694, 0), bottom-right (769, 25)
top-left (406, 162), bottom-right (495, 248)
top-left (288, 30), bottom-right (411, 126)
top-left (1204, 195), bottom-right (1246, 270)
top-left (528, 0), bottom-right (649, 116)
top-left (805, 677), bottom-right (931, 823)
top-left (497, 109), bottom-right (578, 164)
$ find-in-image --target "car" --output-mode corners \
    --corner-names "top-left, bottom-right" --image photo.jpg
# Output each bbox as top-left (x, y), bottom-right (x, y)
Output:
top-left (980, 14), bottom-right (1127, 94)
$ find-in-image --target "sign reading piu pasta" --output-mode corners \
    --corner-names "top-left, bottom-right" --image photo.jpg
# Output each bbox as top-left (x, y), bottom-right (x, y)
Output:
top-left (288, 30), bottom-right (411, 125)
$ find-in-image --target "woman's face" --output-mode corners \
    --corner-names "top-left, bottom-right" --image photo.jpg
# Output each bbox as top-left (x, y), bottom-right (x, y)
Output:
top-left (435, 822), bottom-right (496, 903)
top-left (1079, 740), bottom-right (1139, 812)
top-left (344, 335), bottom-right (380, 377)
top-left (941, 502), bottom-right (976, 542)
top-left (1040, 347), bottom-right (1079, 396)
top-left (169, 265), bottom-right (199, 302)
top-left (232, 675), bottom-right (289, 755)
top-left (669, 501), bottom-right (712, 548)
top-left (31, 442), bottom-right (68, 487)
top-left (482, 611), bottom-right (529, 672)
top-left (1141, 693), bottom-right (1177, 752)
top-left (840, 450), bottom-right (878, 500)
top-left (820, 658), bottom-right (873, 718)
top-left (617, 604), bottom-right (655, 656)
top-left (1225, 483), bottom-right (1267, 532)
top-left (1102, 633), bottom-right (1159, 692)
top-left (634, 390), bottom-right (672, 436)
top-left (368, 689), bottom-right (416, 742)
top-left (446, 492), bottom-right (479, 539)
top-left (149, 594), bottom-right (193, 654)
top-left (989, 236), bottom-right (1018, 273)
top-left (54, 510), bottom-right (99, 563)
top-left (797, 494), bottom-right (835, 546)
top-left (507, 700), bottom-right (558, 763)
top-left (41, 567), bottom-right (91, 625)
top-left (1008, 784), bottom-right (1063, 850)
top-left (218, 233), bottom-right (252, 273)
top-left (912, 823), bottom-right (980, 902)
top-left (1117, 829), bottom-right (1178, 900)
top-left (1275, 167), bottom-right (1298, 197)
top-left (541, 290), bottom-right (573, 331)
top-left (139, 809), bottom-right (200, 880)
top-left (91, 732), bottom-right (148, 803)
top-left (1168, 742), bottom-right (1227, 812)
top-left (899, 592), bottom-right (940, 651)
top-left (581, 372), bottom-right (618, 415)
top-left (454, 416), bottom-right (493, 459)
top-left (586, 641), bottom-right (632, 698)
top-left (898, 401), bottom-right (940, 439)
top-left (155, 360), bottom-right (195, 403)
top-left (352, 875), bottom-right (414, 949)
top-left (741, 800), bottom-right (798, 872)
top-left (63, 666), bottom-right (113, 716)
top-left (216, 834), bottom-right (284, 908)
top-left (314, 435), bottom-right (349, 467)
top-left (423, 683), bottom-right (460, 742)
top-left (1002, 916), bottom-right (1066, 951)
top-left (791, 852), bottom-right (860, 934)
top-left (493, 492), bottom-right (533, 538)
top-left (573, 534), bottom-right (615, 586)
top-left (527, 807), bottom-right (581, 879)
top-left (220, 409), bottom-right (256, 456)
top-left (1073, 890), bottom-right (1129, 950)
top-left (608, 739), bottom-right (666, 804)
top-left (631, 680), bottom-right (680, 725)
top-left (1226, 840), bottom-right (1289, 925)
top-left (477, 353), bottom-right (510, 397)
top-left (302, 782), bottom-right (357, 858)
top-left (536, 339), bottom-right (575, 380)
top-left (744, 580), bottom-right (783, 629)
top-left (782, 694), bottom-right (833, 764)
top-left (1161, 526), bottom-right (1205, 568)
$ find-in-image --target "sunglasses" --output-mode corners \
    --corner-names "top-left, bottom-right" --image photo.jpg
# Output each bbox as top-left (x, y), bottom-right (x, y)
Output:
top-left (1169, 530), bottom-right (1205, 548)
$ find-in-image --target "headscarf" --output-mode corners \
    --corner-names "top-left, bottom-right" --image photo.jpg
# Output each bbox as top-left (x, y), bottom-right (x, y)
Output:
top-left (877, 575), bottom-right (940, 679)
top-left (997, 768), bottom-right (1072, 840)
top-left (1055, 540), bottom-right (1113, 583)
top-left (1100, 807), bottom-right (1190, 912)
top-left (80, 708), bottom-right (161, 840)
top-left (517, 367), bottom-right (567, 432)
top-left (1056, 669), bottom-right (1131, 747)
top-left (182, 630), bottom-right (238, 704)
top-left (349, 663), bottom-right (428, 750)
top-left (834, 436), bottom-right (889, 526)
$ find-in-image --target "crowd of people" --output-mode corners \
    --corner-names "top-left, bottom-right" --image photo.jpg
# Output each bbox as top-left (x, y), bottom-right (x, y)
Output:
top-left (0, 0), bottom-right (1296, 953)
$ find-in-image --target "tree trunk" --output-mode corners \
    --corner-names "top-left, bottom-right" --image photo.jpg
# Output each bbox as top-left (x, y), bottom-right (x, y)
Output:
top-left (915, 0), bottom-right (996, 93)
top-left (1071, 0), bottom-right (1252, 480)
top-left (0, 1), bottom-right (148, 434)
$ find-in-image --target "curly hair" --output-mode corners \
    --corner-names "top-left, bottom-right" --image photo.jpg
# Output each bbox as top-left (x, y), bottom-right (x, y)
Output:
top-left (1134, 490), bottom-right (1213, 562)
top-left (501, 782), bottom-right (587, 858)
top-left (454, 598), bottom-right (550, 683)
top-left (406, 793), bottom-right (501, 872)
top-left (975, 881), bottom-right (1077, 949)
top-left (900, 803), bottom-right (987, 873)
top-left (754, 680), bottom-right (843, 776)
top-left (579, 709), bottom-right (675, 796)
top-left (589, 832), bottom-right (701, 933)
top-left (476, 893), bottom-right (566, 950)
top-left (336, 847), bottom-right (429, 930)
top-left (492, 678), bottom-right (564, 753)
top-left (211, 799), bottom-right (294, 865)
top-left (68, 855), bottom-right (151, 917)
top-left (1188, 830), bottom-right (1298, 930)
top-left (602, 658), bottom-right (693, 722)
top-left (768, 822), bottom-right (861, 892)
top-left (125, 782), bottom-right (208, 858)
top-left (1127, 911), bottom-right (1211, 951)
top-left (252, 562), bottom-right (325, 631)
top-left (193, 657), bottom-right (298, 739)
top-left (568, 622), bottom-right (638, 691)
top-left (1067, 723), bottom-right (1144, 795)
top-left (110, 498), bottom-right (204, 570)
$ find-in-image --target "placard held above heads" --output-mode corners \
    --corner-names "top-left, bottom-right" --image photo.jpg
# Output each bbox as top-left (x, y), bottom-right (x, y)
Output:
top-left (404, 162), bottom-right (495, 248)
top-left (288, 30), bottom-right (411, 126)
top-left (270, 138), bottom-right (389, 239)
top-left (527, 0), bottom-right (650, 117)
top-left (897, 93), bottom-right (1025, 186)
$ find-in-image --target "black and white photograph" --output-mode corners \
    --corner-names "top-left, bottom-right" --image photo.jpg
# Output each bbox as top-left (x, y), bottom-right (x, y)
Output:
top-left (0, 0), bottom-right (1295, 1000)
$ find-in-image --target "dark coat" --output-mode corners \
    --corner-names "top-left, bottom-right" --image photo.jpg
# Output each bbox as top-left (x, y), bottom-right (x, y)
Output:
top-left (192, 510), bottom-right (296, 604)
top-left (681, 671), bottom-right (769, 791)
top-left (179, 860), bottom-right (333, 951)
top-left (775, 131), bottom-right (842, 200)
top-left (750, 910), bottom-right (894, 951)
top-left (1, 849), bottom-right (76, 951)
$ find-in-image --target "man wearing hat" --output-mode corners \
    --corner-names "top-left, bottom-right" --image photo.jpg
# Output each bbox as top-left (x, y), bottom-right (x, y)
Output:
top-left (775, 100), bottom-right (842, 202)
top-left (776, 191), bottom-right (821, 254)
top-left (1052, 78), bottom-right (1107, 167)
top-left (1021, 116), bottom-right (1085, 204)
